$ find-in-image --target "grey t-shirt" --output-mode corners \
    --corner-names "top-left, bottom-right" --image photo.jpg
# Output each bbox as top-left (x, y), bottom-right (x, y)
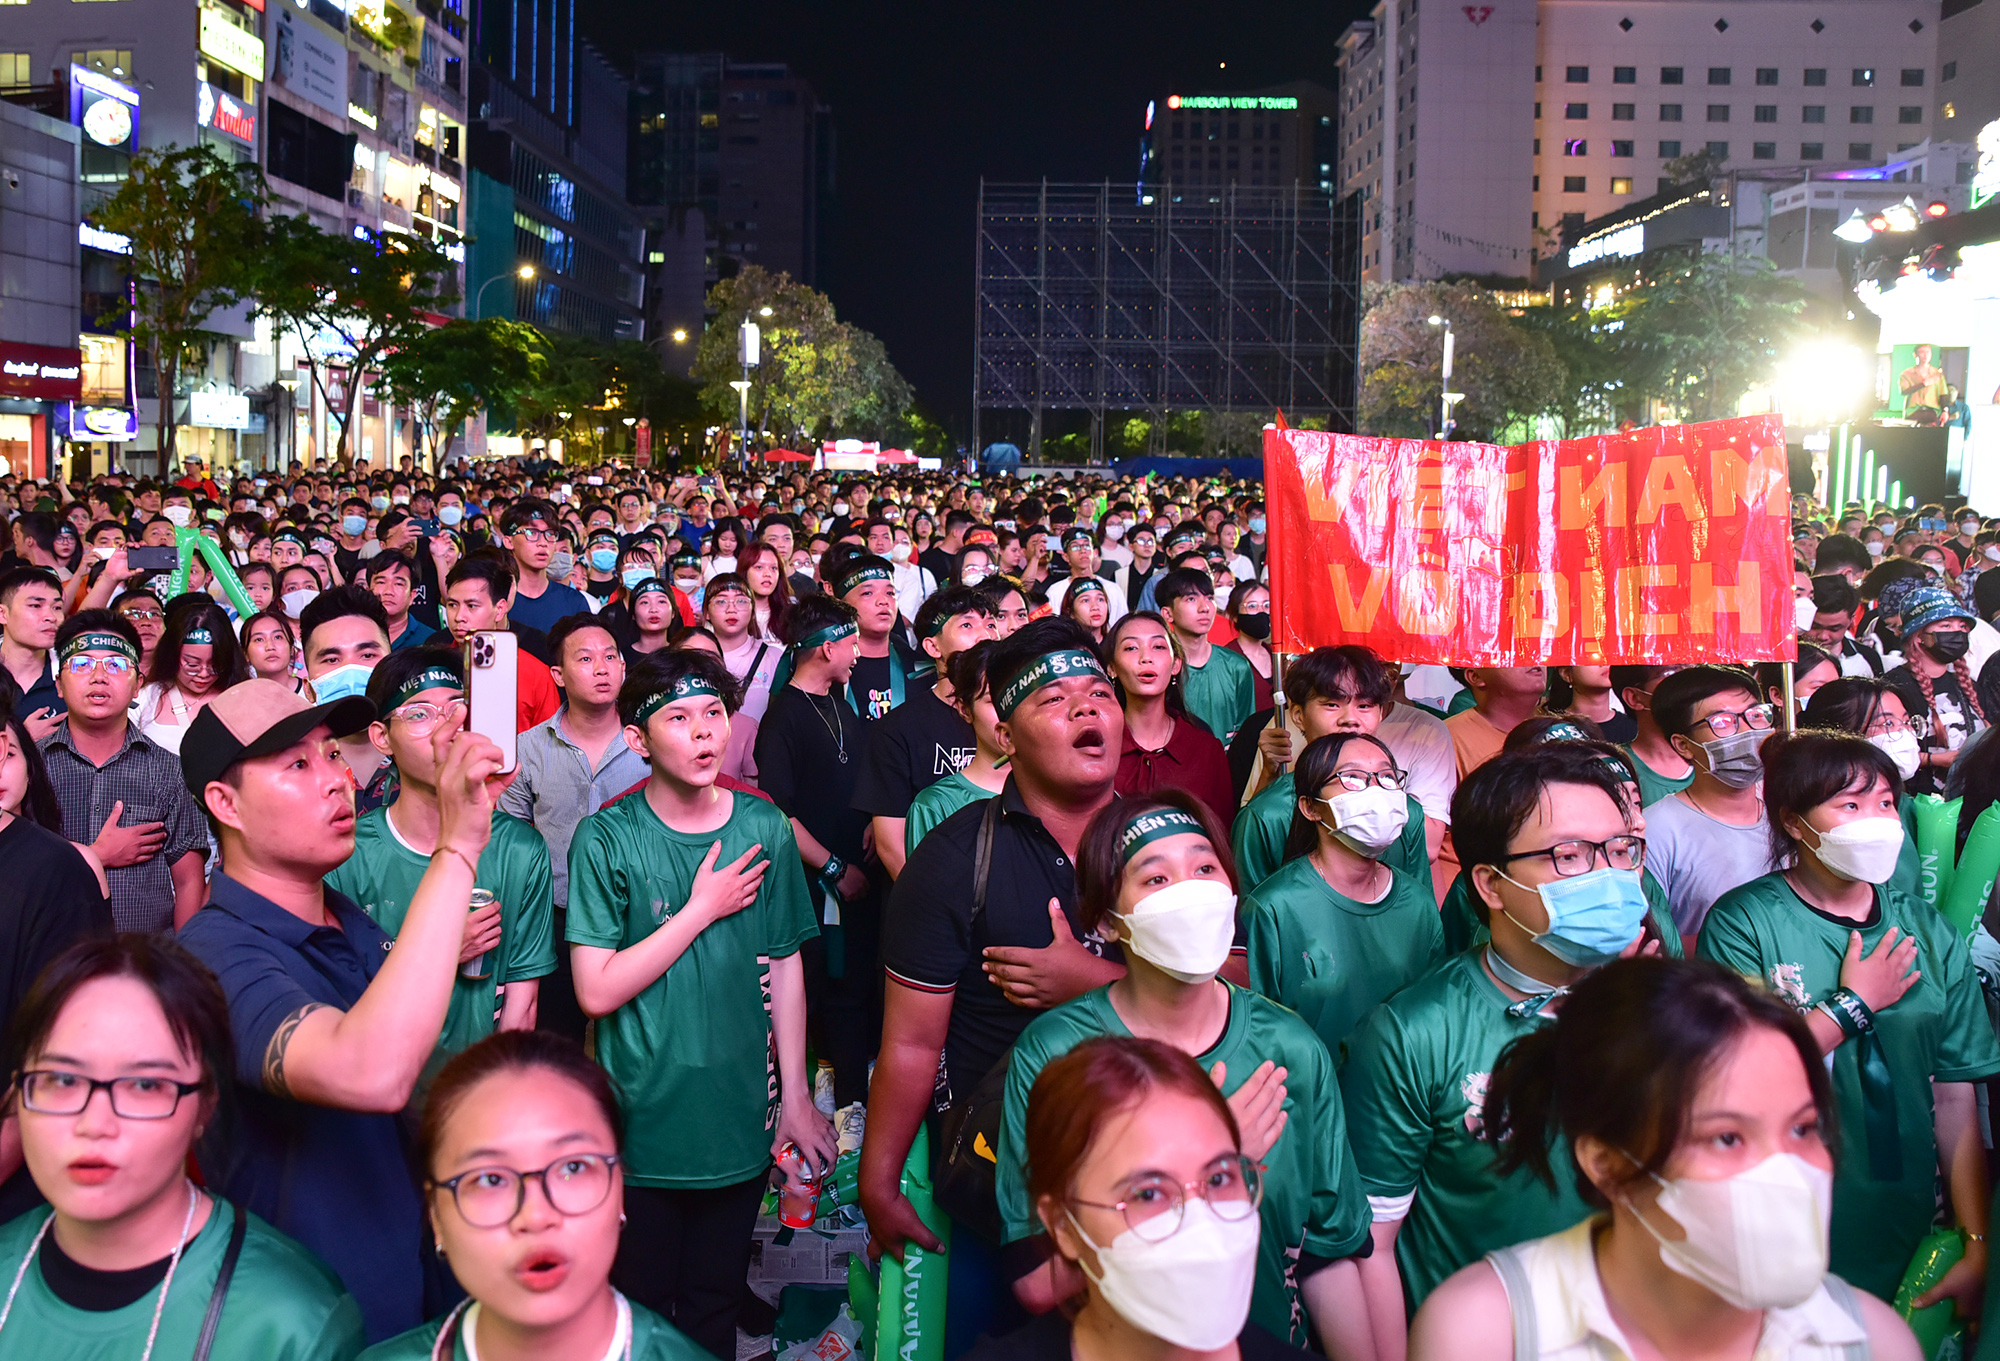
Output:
top-left (1642, 791), bottom-right (1778, 938)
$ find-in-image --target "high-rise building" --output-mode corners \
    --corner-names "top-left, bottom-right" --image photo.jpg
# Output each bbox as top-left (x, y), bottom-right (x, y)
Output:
top-left (1336, 0), bottom-right (1945, 283)
top-left (1137, 81), bottom-right (1338, 204)
top-left (1934, 0), bottom-right (1998, 137)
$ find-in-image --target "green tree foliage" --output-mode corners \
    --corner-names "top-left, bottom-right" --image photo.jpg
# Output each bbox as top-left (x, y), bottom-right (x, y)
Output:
top-left (693, 266), bottom-right (913, 446)
top-left (90, 145), bottom-right (267, 466)
top-left (1359, 281), bottom-right (1567, 440)
top-left (509, 334), bottom-right (700, 463)
top-left (1513, 299), bottom-right (1638, 436)
top-left (377, 318), bottom-right (546, 469)
top-left (253, 217), bottom-right (459, 465)
top-left (1615, 252), bottom-right (1812, 423)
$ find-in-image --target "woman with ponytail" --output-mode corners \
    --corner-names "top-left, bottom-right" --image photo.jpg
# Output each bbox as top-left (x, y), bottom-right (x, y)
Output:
top-left (1409, 956), bottom-right (1918, 1360)
top-left (1884, 586), bottom-right (1987, 795)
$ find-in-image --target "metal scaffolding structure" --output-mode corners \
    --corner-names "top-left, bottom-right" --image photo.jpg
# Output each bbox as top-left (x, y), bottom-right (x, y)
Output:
top-left (974, 181), bottom-right (1364, 459)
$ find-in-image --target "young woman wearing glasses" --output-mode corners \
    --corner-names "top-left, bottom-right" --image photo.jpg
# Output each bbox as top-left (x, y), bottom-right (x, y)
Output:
top-left (0, 936), bottom-right (363, 1359)
top-left (359, 1030), bottom-right (708, 1361)
top-left (993, 793), bottom-right (1373, 1359)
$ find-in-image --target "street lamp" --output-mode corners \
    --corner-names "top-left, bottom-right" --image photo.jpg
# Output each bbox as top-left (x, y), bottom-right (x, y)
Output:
top-left (473, 264), bottom-right (536, 318)
top-left (1427, 314), bottom-right (1463, 439)
top-left (736, 317), bottom-right (761, 469)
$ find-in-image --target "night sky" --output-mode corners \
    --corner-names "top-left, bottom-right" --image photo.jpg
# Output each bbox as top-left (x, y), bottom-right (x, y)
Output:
top-left (575, 0), bottom-right (1358, 439)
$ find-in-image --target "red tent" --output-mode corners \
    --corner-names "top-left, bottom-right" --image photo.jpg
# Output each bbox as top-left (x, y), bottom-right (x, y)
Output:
top-left (762, 448), bottom-right (812, 462)
top-left (877, 448), bottom-right (918, 464)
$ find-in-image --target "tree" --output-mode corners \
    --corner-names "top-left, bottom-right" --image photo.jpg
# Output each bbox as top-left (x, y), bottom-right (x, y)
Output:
top-left (253, 217), bottom-right (460, 465)
top-left (377, 318), bottom-right (547, 469)
top-left (1514, 301), bottom-right (1639, 436)
top-left (1661, 146), bottom-right (1730, 188)
top-left (1358, 281), bottom-right (1567, 441)
top-left (1616, 252), bottom-right (1812, 423)
top-left (90, 145), bottom-right (267, 468)
top-left (509, 334), bottom-right (699, 464)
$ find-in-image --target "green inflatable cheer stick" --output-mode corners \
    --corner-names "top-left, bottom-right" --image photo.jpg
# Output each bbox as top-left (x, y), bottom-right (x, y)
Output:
top-left (166, 526), bottom-right (257, 621)
top-left (1941, 804), bottom-right (2000, 941)
top-left (875, 1125), bottom-right (949, 1361)
top-left (1909, 795), bottom-right (1963, 908)
top-left (1893, 1227), bottom-right (1966, 1359)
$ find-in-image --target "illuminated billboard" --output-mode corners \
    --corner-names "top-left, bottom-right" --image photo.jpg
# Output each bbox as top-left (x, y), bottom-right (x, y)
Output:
top-left (1166, 95), bottom-right (1300, 111)
top-left (70, 67), bottom-right (140, 152)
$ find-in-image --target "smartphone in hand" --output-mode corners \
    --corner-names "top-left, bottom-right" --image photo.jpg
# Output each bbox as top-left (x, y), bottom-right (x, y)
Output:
top-left (465, 631), bottom-right (519, 773)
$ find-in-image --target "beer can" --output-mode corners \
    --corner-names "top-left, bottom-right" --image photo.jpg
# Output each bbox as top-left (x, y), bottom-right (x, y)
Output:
top-left (461, 888), bottom-right (497, 979)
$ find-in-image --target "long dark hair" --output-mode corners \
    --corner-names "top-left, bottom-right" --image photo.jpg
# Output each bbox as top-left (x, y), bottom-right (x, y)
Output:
top-left (737, 540), bottom-right (795, 639)
top-left (1073, 790), bottom-right (1237, 939)
top-left (1800, 675), bottom-right (1904, 738)
top-left (1101, 611), bottom-right (1192, 719)
top-left (1, 710), bottom-right (65, 832)
top-left (1282, 731), bottom-right (1401, 863)
top-left (149, 598), bottom-right (250, 693)
top-left (1481, 956), bottom-right (1834, 1207)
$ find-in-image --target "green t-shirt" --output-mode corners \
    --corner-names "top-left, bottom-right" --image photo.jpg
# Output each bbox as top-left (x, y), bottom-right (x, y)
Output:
top-left (325, 805), bottom-right (556, 1064)
top-left (1445, 688), bottom-right (1477, 716)
top-left (1435, 868), bottom-right (1684, 960)
top-left (1697, 873), bottom-right (2000, 1300)
top-left (1232, 774), bottom-right (1430, 899)
top-left (1243, 857), bottom-right (1445, 1065)
top-left (906, 770), bottom-right (992, 852)
top-left (0, 1201), bottom-right (365, 1360)
top-left (1623, 745), bottom-right (1694, 808)
top-left (566, 789), bottom-right (818, 1188)
top-left (1338, 949), bottom-right (1594, 1311)
top-left (359, 1297), bottom-right (706, 1360)
top-left (996, 983), bottom-right (1370, 1347)
top-left (1183, 644), bottom-right (1257, 745)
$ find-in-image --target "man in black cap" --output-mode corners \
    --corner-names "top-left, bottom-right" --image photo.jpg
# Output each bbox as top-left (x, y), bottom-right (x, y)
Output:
top-left (177, 678), bottom-right (507, 1343)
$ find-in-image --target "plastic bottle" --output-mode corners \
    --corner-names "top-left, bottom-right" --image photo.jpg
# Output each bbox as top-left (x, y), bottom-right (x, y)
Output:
top-left (1892, 1228), bottom-right (1967, 1359)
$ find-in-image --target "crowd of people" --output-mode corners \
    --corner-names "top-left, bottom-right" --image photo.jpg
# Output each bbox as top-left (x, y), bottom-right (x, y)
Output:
top-left (1, 456), bottom-right (1998, 1360)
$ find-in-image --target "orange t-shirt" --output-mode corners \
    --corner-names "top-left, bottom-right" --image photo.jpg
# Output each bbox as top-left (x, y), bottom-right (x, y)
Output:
top-left (1436, 707), bottom-right (1508, 899)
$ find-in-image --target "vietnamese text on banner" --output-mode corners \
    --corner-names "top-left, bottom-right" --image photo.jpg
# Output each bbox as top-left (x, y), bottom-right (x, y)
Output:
top-left (1262, 415), bottom-right (1798, 666)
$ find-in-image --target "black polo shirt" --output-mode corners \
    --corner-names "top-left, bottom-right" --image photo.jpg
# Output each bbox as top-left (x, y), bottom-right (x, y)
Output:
top-left (178, 873), bottom-right (425, 1343)
top-left (12, 653), bottom-right (64, 723)
top-left (881, 779), bottom-right (1120, 1098)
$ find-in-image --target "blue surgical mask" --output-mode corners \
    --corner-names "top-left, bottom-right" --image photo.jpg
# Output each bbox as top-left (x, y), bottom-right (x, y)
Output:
top-left (439, 504), bottom-right (464, 526)
top-left (590, 547), bottom-right (619, 572)
top-left (1498, 866), bottom-right (1648, 966)
top-left (312, 661), bottom-right (375, 705)
top-left (341, 515), bottom-right (367, 537)
top-left (370, 495), bottom-right (390, 511)
top-left (1249, 516), bottom-right (1267, 534)
top-left (622, 566), bottom-right (653, 589)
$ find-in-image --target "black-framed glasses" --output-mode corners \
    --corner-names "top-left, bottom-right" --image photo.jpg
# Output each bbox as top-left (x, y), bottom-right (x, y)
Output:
top-left (1325, 766), bottom-right (1407, 793)
top-left (17, 1070), bottom-right (202, 1120)
top-left (515, 527), bottom-right (557, 543)
top-left (1693, 703), bottom-right (1778, 738)
top-left (1072, 1154), bottom-right (1264, 1243)
top-left (1500, 834), bottom-right (1647, 877)
top-left (432, 1153), bottom-right (622, 1228)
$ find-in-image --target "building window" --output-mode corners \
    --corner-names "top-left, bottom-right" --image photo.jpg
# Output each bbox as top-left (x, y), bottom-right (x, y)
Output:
top-left (1661, 66), bottom-right (1684, 84)
top-left (1898, 106), bottom-right (1923, 123)
top-left (1755, 105), bottom-right (1777, 122)
top-left (1848, 141), bottom-right (1872, 159)
top-left (1613, 103), bottom-right (1635, 120)
top-left (1534, 102), bottom-right (1542, 118)
top-left (1852, 68), bottom-right (1874, 86)
top-left (1613, 66), bottom-right (1636, 84)
top-left (1900, 68), bottom-right (1925, 86)
top-left (1660, 103), bottom-right (1683, 121)
top-left (1943, 61), bottom-right (1956, 81)
top-left (1850, 105), bottom-right (1873, 123)
top-left (1611, 139), bottom-right (1633, 156)
top-left (1535, 65), bottom-right (1543, 82)
top-left (1533, 138), bottom-right (1541, 153)
top-left (1753, 142), bottom-right (1776, 158)
top-left (1563, 176), bottom-right (1586, 191)
top-left (1708, 67), bottom-right (1731, 85)
top-left (1804, 68), bottom-right (1827, 87)
top-left (1659, 139), bottom-right (1682, 156)
top-left (1801, 142), bottom-right (1824, 159)
top-left (1707, 140), bottom-right (1729, 157)
top-left (1943, 101), bottom-right (1957, 119)
top-left (1532, 211), bottom-right (1539, 227)
top-left (71, 49), bottom-right (132, 77)
top-left (1707, 104), bottom-right (1731, 121)
top-left (1803, 105), bottom-right (1826, 123)
top-left (1756, 68), bottom-right (1779, 86)
top-left (1564, 138), bottom-right (1587, 155)
top-left (1565, 102), bottom-right (1588, 118)
top-left (1566, 65), bottom-right (1589, 82)
top-left (0, 53), bottom-right (29, 83)
top-left (1533, 175), bottom-right (1540, 189)
top-left (1608, 176), bottom-right (1632, 194)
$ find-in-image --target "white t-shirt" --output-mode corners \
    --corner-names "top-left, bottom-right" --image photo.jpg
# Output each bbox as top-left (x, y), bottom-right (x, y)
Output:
top-left (1641, 790), bottom-right (1780, 937)
top-left (1379, 701), bottom-right (1457, 825)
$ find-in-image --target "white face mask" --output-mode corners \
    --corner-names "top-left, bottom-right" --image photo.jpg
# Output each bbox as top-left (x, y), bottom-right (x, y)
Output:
top-left (833, 501), bottom-right (850, 516)
top-left (280, 587), bottom-right (319, 619)
top-left (1104, 521), bottom-right (1126, 541)
top-left (1869, 729), bottom-right (1921, 781)
top-left (1794, 595), bottom-right (1817, 632)
top-left (162, 505), bottom-right (193, 527)
top-left (1985, 545), bottom-right (2000, 564)
top-left (1067, 1199), bottom-right (1259, 1350)
top-left (1800, 813), bottom-right (1905, 884)
top-left (1631, 1152), bottom-right (1831, 1311)
top-left (1319, 785), bottom-right (1409, 857)
top-left (439, 504), bottom-right (465, 526)
top-left (1866, 541), bottom-right (1886, 557)
top-left (1115, 878), bottom-right (1237, 984)
top-left (961, 566), bottom-right (989, 586)
top-left (890, 542), bottom-right (913, 563)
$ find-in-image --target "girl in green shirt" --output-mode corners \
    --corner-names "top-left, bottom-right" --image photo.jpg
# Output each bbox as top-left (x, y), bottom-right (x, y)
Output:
top-left (360, 1030), bottom-right (709, 1361)
top-left (0, 936), bottom-right (363, 1360)
top-left (905, 642), bottom-right (1007, 853)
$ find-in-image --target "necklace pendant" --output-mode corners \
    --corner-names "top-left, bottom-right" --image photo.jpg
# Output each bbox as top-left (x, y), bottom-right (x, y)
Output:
top-left (838, 750), bottom-right (849, 763)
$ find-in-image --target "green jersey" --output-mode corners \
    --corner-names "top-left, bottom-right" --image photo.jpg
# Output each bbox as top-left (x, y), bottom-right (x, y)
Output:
top-left (359, 1298), bottom-right (706, 1361)
top-left (0, 1201), bottom-right (365, 1360)
top-left (326, 805), bottom-right (556, 1065)
top-left (1232, 774), bottom-right (1430, 899)
top-left (996, 984), bottom-right (1370, 1347)
top-left (566, 789), bottom-right (817, 1188)
top-left (1182, 644), bottom-right (1257, 745)
top-left (1338, 949), bottom-right (1593, 1310)
top-left (1624, 745), bottom-right (1694, 808)
top-left (1436, 869), bottom-right (1684, 960)
top-left (1697, 873), bottom-right (2000, 1300)
top-left (906, 770), bottom-right (992, 852)
top-left (1243, 858), bottom-right (1445, 1064)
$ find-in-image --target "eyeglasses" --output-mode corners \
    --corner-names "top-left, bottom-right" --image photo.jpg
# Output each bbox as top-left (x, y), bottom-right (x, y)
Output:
top-left (515, 527), bottom-right (557, 543)
top-left (1500, 834), bottom-right (1648, 877)
top-left (389, 698), bottom-right (467, 734)
top-left (1865, 712), bottom-right (1931, 739)
top-left (63, 654), bottom-right (134, 677)
top-left (17, 1069), bottom-right (202, 1120)
top-left (1693, 702), bottom-right (1778, 738)
top-left (1072, 1154), bottom-right (1264, 1244)
top-left (120, 609), bottom-right (163, 623)
top-left (1326, 766), bottom-right (1408, 793)
top-left (433, 1153), bottom-right (622, 1228)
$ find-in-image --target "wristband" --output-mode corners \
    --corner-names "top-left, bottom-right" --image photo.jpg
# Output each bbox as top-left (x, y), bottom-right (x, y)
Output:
top-left (433, 846), bottom-right (479, 879)
top-left (820, 854), bottom-right (846, 890)
top-left (1818, 987), bottom-right (1876, 1040)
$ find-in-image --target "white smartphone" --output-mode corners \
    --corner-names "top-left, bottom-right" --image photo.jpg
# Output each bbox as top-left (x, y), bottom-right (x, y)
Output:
top-left (465, 630), bottom-right (519, 773)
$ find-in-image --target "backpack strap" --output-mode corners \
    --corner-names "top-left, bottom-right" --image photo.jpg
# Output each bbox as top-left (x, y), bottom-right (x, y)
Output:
top-left (191, 1201), bottom-right (248, 1361)
top-left (1483, 1246), bottom-right (1540, 1361)
top-left (1819, 1276), bottom-right (1873, 1361)
top-left (971, 794), bottom-right (1001, 925)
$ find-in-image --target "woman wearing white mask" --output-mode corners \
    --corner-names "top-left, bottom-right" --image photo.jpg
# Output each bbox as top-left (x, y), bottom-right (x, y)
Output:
top-left (1241, 733), bottom-right (1444, 1061)
top-left (1699, 730), bottom-right (1999, 1308)
top-left (972, 1034), bottom-right (1313, 1361)
top-left (1801, 677), bottom-right (1930, 899)
top-left (1410, 955), bottom-right (1921, 1361)
top-left (994, 794), bottom-right (1375, 1360)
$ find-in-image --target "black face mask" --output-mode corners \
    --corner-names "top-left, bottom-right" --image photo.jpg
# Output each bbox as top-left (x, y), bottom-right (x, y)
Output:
top-left (1926, 631), bottom-right (1971, 664)
top-left (1235, 612), bottom-right (1271, 641)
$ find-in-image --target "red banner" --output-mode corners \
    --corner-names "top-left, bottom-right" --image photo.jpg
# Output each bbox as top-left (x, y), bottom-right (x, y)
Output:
top-left (1263, 415), bottom-right (1796, 666)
